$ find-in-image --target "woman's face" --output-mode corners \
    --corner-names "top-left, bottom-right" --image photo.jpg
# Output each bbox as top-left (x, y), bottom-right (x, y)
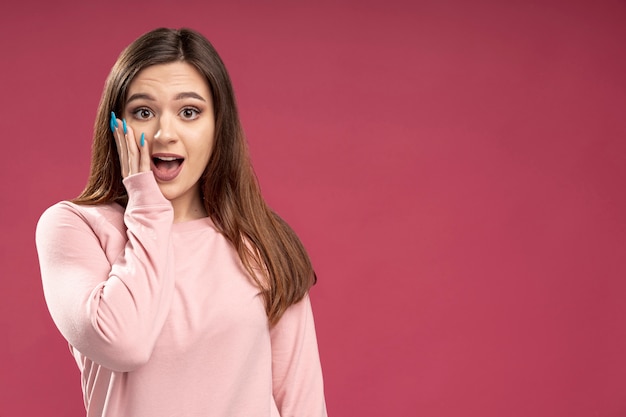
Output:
top-left (123, 61), bottom-right (215, 219)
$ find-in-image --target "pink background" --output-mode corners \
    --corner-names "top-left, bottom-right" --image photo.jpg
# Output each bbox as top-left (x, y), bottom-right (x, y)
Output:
top-left (1, 0), bottom-right (625, 416)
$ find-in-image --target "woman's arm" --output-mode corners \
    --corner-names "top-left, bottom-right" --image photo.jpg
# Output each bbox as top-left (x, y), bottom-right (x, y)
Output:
top-left (270, 294), bottom-right (328, 416)
top-left (36, 172), bottom-right (175, 372)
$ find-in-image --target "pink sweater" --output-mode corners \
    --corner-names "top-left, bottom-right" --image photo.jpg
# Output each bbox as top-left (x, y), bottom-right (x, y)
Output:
top-left (35, 172), bottom-right (327, 417)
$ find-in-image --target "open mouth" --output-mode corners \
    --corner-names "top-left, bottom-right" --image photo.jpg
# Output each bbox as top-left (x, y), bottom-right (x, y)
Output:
top-left (151, 155), bottom-right (184, 181)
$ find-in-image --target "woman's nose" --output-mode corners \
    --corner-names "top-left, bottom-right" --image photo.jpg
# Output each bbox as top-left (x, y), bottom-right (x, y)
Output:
top-left (153, 114), bottom-right (177, 143)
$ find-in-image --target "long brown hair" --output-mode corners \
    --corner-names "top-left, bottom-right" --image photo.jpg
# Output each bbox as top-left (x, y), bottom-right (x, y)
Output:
top-left (74, 28), bottom-right (315, 325)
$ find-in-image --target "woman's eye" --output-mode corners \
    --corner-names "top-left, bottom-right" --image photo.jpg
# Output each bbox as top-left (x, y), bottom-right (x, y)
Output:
top-left (180, 107), bottom-right (200, 120)
top-left (133, 108), bottom-right (153, 120)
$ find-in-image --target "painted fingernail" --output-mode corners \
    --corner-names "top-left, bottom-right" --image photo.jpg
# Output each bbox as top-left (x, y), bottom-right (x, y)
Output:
top-left (122, 118), bottom-right (127, 134)
top-left (110, 111), bottom-right (119, 132)
top-left (140, 132), bottom-right (145, 147)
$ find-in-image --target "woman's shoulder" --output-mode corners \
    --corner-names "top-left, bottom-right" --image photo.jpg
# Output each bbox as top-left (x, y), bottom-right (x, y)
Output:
top-left (38, 200), bottom-right (125, 234)
top-left (36, 201), bottom-right (129, 263)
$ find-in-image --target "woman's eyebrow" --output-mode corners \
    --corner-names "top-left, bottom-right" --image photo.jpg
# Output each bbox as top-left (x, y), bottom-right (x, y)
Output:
top-left (126, 92), bottom-right (206, 104)
top-left (126, 93), bottom-right (155, 104)
top-left (174, 92), bottom-right (206, 102)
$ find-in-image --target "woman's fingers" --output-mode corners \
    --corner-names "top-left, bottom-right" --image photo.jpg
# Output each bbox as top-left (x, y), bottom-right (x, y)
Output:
top-left (138, 132), bottom-right (151, 173)
top-left (111, 112), bottom-right (129, 178)
top-left (124, 125), bottom-right (151, 175)
top-left (124, 122), bottom-right (139, 175)
top-left (111, 112), bottom-right (151, 177)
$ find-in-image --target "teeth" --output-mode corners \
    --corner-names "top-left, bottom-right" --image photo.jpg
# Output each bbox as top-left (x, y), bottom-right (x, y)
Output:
top-left (155, 156), bottom-right (178, 161)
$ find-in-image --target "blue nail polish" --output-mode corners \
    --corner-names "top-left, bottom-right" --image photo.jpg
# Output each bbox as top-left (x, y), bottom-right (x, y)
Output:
top-left (110, 111), bottom-right (119, 132)
top-left (122, 119), bottom-right (127, 134)
top-left (140, 133), bottom-right (145, 147)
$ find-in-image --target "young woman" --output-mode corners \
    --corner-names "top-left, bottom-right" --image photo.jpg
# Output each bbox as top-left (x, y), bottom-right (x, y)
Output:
top-left (36, 27), bottom-right (326, 417)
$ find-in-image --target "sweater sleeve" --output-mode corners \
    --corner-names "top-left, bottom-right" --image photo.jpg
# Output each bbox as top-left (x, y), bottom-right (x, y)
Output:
top-left (35, 172), bottom-right (175, 372)
top-left (270, 294), bottom-right (327, 417)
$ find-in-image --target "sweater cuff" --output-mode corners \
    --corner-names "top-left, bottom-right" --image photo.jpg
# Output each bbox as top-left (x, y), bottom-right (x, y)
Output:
top-left (123, 172), bottom-right (170, 207)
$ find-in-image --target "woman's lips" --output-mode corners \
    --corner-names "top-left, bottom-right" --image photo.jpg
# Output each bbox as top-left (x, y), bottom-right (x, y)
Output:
top-left (151, 154), bottom-right (184, 181)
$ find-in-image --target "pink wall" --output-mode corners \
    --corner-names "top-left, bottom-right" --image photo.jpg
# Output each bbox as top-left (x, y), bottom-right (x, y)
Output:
top-left (1, 0), bottom-right (625, 415)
